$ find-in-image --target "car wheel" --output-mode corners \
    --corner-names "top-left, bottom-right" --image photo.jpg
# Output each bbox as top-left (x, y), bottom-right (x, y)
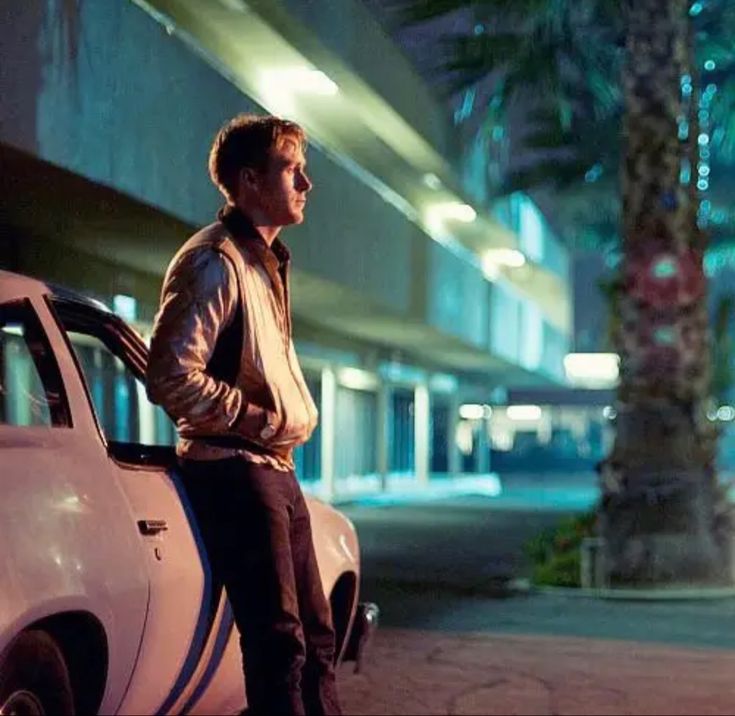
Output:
top-left (0, 630), bottom-right (75, 716)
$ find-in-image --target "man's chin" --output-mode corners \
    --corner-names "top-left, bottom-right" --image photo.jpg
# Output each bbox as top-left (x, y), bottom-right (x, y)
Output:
top-left (276, 208), bottom-right (305, 227)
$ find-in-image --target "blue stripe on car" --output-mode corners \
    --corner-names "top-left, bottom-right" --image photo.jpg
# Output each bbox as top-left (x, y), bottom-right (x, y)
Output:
top-left (155, 469), bottom-right (218, 716)
top-left (181, 601), bottom-right (236, 714)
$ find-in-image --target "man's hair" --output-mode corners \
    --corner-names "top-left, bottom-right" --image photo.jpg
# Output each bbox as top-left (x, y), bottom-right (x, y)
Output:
top-left (208, 114), bottom-right (306, 202)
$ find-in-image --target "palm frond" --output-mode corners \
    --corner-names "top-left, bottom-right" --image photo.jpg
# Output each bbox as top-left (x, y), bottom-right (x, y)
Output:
top-left (386, 0), bottom-right (477, 25)
top-left (387, 0), bottom-right (735, 253)
top-left (500, 157), bottom-right (598, 195)
top-left (440, 32), bottom-right (518, 79)
top-left (707, 74), bottom-right (735, 161)
top-left (389, 0), bottom-right (550, 27)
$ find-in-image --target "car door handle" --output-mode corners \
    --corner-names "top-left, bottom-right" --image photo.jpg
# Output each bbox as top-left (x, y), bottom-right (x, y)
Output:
top-left (138, 519), bottom-right (169, 536)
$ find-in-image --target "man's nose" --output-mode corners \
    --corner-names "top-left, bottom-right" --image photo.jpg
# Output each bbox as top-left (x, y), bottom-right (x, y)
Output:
top-left (296, 170), bottom-right (312, 193)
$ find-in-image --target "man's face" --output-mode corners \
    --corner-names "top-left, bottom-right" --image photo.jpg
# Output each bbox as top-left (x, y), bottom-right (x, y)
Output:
top-left (250, 136), bottom-right (312, 227)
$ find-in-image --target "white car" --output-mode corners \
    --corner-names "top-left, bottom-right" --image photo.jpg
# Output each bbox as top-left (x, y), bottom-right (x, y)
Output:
top-left (0, 269), bottom-right (377, 715)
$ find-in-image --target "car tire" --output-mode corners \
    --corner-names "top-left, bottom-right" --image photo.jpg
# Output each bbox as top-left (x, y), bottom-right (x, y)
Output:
top-left (0, 630), bottom-right (75, 716)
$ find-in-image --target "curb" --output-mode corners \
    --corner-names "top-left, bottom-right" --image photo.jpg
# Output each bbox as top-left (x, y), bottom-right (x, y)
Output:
top-left (362, 576), bottom-right (535, 599)
top-left (534, 584), bottom-right (735, 601)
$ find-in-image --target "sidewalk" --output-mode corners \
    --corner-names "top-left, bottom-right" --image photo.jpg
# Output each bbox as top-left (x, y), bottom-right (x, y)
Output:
top-left (305, 471), bottom-right (599, 512)
top-left (338, 626), bottom-right (735, 715)
top-left (308, 470), bottom-right (735, 513)
top-left (303, 473), bottom-right (501, 505)
top-left (337, 491), bottom-right (735, 713)
top-left (339, 575), bottom-right (735, 714)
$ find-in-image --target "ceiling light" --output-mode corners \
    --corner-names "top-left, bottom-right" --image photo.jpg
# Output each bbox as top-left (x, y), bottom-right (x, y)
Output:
top-left (506, 405), bottom-right (542, 421)
top-left (422, 173), bottom-right (443, 190)
top-left (218, 0), bottom-right (250, 11)
top-left (261, 68), bottom-right (339, 96)
top-left (432, 202), bottom-right (476, 223)
top-left (564, 353), bottom-right (619, 388)
top-left (337, 367), bottom-right (379, 391)
top-left (459, 404), bottom-right (485, 420)
top-left (482, 248), bottom-right (527, 280)
top-left (484, 249), bottom-right (526, 268)
top-left (429, 373), bottom-right (458, 393)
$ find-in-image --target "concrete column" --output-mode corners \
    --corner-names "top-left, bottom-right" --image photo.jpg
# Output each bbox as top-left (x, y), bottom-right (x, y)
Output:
top-left (448, 392), bottom-right (462, 476)
top-left (376, 382), bottom-right (390, 492)
top-left (320, 366), bottom-right (336, 502)
top-left (136, 380), bottom-right (156, 445)
top-left (476, 417), bottom-right (491, 474)
top-left (414, 383), bottom-right (430, 486)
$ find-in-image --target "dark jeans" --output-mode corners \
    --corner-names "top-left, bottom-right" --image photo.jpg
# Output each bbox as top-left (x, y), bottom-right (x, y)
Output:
top-left (179, 457), bottom-right (342, 716)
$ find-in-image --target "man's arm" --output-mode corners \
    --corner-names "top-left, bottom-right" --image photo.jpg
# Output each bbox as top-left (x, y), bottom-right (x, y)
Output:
top-left (146, 247), bottom-right (267, 435)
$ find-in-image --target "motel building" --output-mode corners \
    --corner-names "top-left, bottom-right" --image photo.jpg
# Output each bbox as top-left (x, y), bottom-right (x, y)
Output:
top-left (0, 0), bottom-right (611, 502)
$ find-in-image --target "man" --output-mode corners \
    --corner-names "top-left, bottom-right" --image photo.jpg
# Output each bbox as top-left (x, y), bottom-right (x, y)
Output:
top-left (146, 114), bottom-right (341, 716)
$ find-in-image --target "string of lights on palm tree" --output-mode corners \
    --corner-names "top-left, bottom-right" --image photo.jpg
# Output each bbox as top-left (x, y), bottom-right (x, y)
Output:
top-left (390, 0), bottom-right (735, 261)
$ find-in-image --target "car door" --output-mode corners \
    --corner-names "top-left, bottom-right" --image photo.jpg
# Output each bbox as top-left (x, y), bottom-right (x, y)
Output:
top-left (0, 288), bottom-right (150, 716)
top-left (48, 296), bottom-right (242, 715)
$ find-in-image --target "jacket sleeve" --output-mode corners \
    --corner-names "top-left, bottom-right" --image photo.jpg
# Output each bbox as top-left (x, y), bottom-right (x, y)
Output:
top-left (146, 246), bottom-right (249, 432)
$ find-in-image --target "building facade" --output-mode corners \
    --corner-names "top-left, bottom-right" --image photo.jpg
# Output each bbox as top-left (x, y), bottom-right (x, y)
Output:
top-left (0, 0), bottom-right (572, 500)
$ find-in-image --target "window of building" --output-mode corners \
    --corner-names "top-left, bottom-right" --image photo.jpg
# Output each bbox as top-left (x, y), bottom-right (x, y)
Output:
top-left (390, 388), bottom-right (415, 474)
top-left (430, 399), bottom-right (450, 473)
top-left (0, 300), bottom-right (70, 427)
top-left (335, 384), bottom-right (377, 479)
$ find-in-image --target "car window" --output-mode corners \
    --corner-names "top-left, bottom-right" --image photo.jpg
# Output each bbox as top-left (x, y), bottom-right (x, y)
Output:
top-left (0, 300), bottom-right (70, 427)
top-left (64, 330), bottom-right (177, 447)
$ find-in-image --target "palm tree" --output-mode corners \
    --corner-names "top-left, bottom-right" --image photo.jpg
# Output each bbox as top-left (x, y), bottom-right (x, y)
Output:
top-left (601, 0), bottom-right (722, 584)
top-left (391, 0), bottom-right (735, 583)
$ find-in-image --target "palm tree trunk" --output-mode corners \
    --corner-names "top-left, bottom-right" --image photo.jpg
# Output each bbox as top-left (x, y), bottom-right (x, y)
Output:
top-left (598, 0), bottom-right (731, 584)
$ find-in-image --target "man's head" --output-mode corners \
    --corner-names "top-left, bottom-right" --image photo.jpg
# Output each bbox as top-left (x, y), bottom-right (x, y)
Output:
top-left (209, 114), bottom-right (312, 229)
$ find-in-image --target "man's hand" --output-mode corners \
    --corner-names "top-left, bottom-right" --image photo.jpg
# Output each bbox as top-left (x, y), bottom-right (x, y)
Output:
top-left (233, 402), bottom-right (279, 443)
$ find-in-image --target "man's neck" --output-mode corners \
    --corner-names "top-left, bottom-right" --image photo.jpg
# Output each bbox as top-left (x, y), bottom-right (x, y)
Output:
top-left (254, 224), bottom-right (281, 247)
top-left (231, 203), bottom-right (281, 247)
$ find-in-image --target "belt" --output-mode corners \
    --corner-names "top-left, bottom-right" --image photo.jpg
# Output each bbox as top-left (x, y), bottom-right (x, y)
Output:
top-left (194, 434), bottom-right (278, 457)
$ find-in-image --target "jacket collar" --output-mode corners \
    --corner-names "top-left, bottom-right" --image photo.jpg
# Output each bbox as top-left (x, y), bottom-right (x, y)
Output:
top-left (217, 205), bottom-right (291, 273)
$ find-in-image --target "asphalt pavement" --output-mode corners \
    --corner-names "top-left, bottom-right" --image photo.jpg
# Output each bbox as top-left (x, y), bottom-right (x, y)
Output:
top-left (335, 484), bottom-right (735, 714)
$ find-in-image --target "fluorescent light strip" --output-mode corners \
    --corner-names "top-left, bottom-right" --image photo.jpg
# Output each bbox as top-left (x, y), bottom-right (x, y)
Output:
top-left (506, 405), bottom-right (542, 421)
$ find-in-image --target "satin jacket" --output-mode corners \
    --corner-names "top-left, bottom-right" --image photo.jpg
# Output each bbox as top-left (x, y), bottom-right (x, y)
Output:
top-left (146, 208), bottom-right (318, 470)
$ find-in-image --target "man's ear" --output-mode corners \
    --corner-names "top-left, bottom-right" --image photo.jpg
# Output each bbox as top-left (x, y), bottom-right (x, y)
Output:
top-left (240, 166), bottom-right (259, 190)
